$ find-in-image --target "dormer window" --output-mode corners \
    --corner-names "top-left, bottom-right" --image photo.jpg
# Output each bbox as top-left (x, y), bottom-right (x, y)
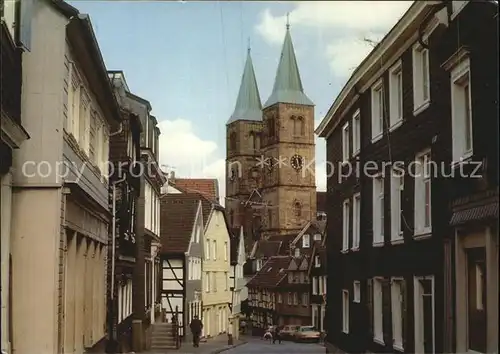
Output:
top-left (313, 233), bottom-right (321, 241)
top-left (315, 255), bottom-right (321, 267)
top-left (302, 234), bottom-right (310, 248)
top-left (294, 248), bottom-right (300, 257)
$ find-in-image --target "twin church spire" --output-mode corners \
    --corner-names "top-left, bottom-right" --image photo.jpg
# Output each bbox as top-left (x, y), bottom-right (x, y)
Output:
top-left (227, 18), bottom-right (313, 125)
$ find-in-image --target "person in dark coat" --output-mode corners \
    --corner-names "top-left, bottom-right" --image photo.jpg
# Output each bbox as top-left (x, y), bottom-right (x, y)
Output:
top-left (273, 325), bottom-right (282, 344)
top-left (189, 315), bottom-right (203, 347)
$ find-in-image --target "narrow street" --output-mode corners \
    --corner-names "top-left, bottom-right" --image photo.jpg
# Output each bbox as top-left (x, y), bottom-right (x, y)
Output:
top-left (224, 338), bottom-right (325, 354)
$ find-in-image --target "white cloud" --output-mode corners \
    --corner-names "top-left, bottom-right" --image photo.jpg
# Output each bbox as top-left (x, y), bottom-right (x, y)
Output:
top-left (255, 1), bottom-right (412, 78)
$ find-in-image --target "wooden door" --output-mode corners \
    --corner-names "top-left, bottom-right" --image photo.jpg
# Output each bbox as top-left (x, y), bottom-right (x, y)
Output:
top-left (467, 247), bottom-right (487, 353)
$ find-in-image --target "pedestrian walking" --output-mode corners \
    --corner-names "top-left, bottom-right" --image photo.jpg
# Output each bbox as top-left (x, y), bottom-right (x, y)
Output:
top-left (189, 315), bottom-right (203, 347)
top-left (273, 325), bottom-right (282, 344)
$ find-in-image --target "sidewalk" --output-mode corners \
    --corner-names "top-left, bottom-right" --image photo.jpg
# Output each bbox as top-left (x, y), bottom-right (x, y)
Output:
top-left (145, 334), bottom-right (248, 354)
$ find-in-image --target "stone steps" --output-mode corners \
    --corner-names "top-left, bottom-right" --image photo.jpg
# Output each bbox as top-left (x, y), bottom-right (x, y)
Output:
top-left (150, 323), bottom-right (177, 351)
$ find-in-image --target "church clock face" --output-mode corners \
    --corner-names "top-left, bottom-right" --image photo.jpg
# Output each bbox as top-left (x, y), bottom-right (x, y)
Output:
top-left (290, 154), bottom-right (304, 170)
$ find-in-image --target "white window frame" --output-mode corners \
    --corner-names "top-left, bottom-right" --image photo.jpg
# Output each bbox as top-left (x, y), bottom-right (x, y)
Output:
top-left (302, 234), bottom-right (310, 248)
top-left (256, 259), bottom-right (262, 271)
top-left (391, 168), bottom-right (405, 244)
top-left (342, 199), bottom-right (350, 252)
top-left (414, 149), bottom-right (432, 237)
top-left (371, 79), bottom-right (384, 142)
top-left (342, 290), bottom-right (350, 333)
top-left (224, 241), bottom-right (228, 262)
top-left (212, 272), bottom-right (217, 292)
top-left (205, 272), bottom-right (210, 292)
top-left (372, 175), bottom-right (385, 246)
top-left (373, 277), bottom-right (384, 344)
top-left (314, 255), bottom-right (320, 267)
top-left (412, 43), bottom-right (431, 115)
top-left (294, 247), bottom-right (300, 258)
top-left (205, 238), bottom-right (210, 260)
top-left (391, 277), bottom-right (405, 351)
top-left (413, 276), bottom-right (435, 354)
top-left (352, 109), bottom-right (361, 156)
top-left (312, 277), bottom-right (318, 295)
top-left (353, 281), bottom-right (361, 303)
top-left (313, 233), bottom-right (322, 241)
top-left (389, 61), bottom-right (403, 130)
top-left (450, 57), bottom-right (473, 163)
top-left (352, 193), bottom-right (360, 250)
top-left (212, 240), bottom-right (217, 260)
top-left (342, 122), bottom-right (350, 163)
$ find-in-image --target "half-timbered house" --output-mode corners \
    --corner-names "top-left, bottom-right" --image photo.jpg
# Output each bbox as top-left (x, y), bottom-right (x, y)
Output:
top-left (247, 255), bottom-right (291, 335)
top-left (315, 1), bottom-right (498, 353)
top-left (159, 192), bottom-right (211, 342)
top-left (106, 71), bottom-right (143, 351)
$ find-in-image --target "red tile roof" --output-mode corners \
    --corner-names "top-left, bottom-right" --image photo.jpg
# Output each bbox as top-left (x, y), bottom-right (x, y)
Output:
top-left (247, 256), bottom-right (291, 288)
top-left (159, 192), bottom-right (213, 254)
top-left (171, 178), bottom-right (220, 203)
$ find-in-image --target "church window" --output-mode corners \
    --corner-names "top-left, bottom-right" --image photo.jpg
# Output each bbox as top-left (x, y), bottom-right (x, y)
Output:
top-left (229, 132), bottom-right (237, 151)
top-left (298, 116), bottom-right (305, 135)
top-left (268, 115), bottom-right (276, 138)
top-left (294, 201), bottom-right (302, 217)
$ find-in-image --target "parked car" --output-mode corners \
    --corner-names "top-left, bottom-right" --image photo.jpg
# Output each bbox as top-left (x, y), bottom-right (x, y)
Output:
top-left (280, 325), bottom-right (300, 340)
top-left (293, 326), bottom-right (321, 343)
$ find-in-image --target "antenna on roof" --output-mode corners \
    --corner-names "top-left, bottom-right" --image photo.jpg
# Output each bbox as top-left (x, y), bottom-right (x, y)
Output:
top-left (286, 12), bottom-right (290, 30)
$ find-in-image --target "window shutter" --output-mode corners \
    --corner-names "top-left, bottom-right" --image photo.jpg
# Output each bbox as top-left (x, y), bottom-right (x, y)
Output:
top-left (382, 279), bottom-right (392, 345)
top-left (401, 279), bottom-right (407, 349)
top-left (19, 0), bottom-right (34, 51)
top-left (367, 279), bottom-right (373, 337)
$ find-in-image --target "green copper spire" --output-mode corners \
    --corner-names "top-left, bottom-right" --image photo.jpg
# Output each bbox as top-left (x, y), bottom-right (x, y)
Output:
top-left (227, 43), bottom-right (262, 124)
top-left (263, 20), bottom-right (313, 108)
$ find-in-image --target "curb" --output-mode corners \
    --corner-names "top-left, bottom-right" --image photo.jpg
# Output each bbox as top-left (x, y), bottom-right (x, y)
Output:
top-left (210, 340), bottom-right (248, 354)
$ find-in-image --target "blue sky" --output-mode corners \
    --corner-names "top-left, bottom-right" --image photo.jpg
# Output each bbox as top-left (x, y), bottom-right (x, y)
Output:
top-left (71, 0), bottom-right (412, 197)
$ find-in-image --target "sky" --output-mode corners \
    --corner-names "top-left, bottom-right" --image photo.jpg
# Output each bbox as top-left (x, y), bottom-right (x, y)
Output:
top-left (71, 0), bottom-right (413, 199)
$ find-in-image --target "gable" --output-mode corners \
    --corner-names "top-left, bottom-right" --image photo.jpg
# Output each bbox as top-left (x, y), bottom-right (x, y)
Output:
top-left (299, 256), bottom-right (309, 271)
top-left (238, 227), bottom-right (246, 264)
top-left (288, 258), bottom-right (298, 270)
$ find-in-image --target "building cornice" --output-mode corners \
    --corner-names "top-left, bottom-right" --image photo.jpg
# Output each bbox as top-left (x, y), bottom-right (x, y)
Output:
top-left (1, 110), bottom-right (30, 149)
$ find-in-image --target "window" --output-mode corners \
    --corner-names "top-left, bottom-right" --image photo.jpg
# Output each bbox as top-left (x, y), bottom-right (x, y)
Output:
top-left (414, 150), bottom-right (432, 236)
top-left (294, 248), bottom-right (300, 258)
top-left (205, 239), bottom-right (210, 260)
top-left (278, 294), bottom-right (282, 303)
top-left (313, 233), bottom-right (321, 241)
top-left (353, 281), bottom-right (361, 303)
top-left (371, 80), bottom-right (384, 141)
top-left (372, 175), bottom-right (385, 245)
top-left (294, 201), bottom-right (302, 218)
top-left (256, 259), bottom-right (262, 271)
top-left (212, 240), bottom-right (217, 260)
top-left (342, 290), bottom-right (349, 333)
top-left (450, 57), bottom-right (473, 162)
top-left (302, 234), bottom-right (310, 248)
top-left (212, 272), bottom-right (217, 292)
top-left (342, 199), bottom-right (350, 251)
top-left (391, 169), bottom-right (405, 243)
top-left (352, 193), bottom-right (360, 250)
top-left (342, 122), bottom-right (350, 162)
top-left (352, 110), bottom-right (361, 155)
top-left (293, 293), bottom-right (298, 305)
top-left (414, 276), bottom-right (434, 354)
top-left (225, 272), bottom-right (228, 290)
top-left (391, 278), bottom-right (406, 351)
top-left (205, 272), bottom-right (210, 292)
top-left (314, 255), bottom-right (320, 267)
top-left (312, 277), bottom-right (318, 295)
top-left (373, 278), bottom-right (384, 344)
top-left (287, 293), bottom-right (292, 305)
top-left (224, 241), bottom-right (228, 262)
top-left (302, 293), bottom-right (309, 305)
top-left (229, 132), bottom-right (237, 151)
top-left (389, 61), bottom-right (403, 129)
top-left (412, 44), bottom-right (430, 113)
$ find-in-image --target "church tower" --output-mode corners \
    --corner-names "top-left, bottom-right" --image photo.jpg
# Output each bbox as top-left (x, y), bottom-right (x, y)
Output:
top-left (260, 21), bottom-right (316, 238)
top-left (225, 46), bottom-right (264, 235)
